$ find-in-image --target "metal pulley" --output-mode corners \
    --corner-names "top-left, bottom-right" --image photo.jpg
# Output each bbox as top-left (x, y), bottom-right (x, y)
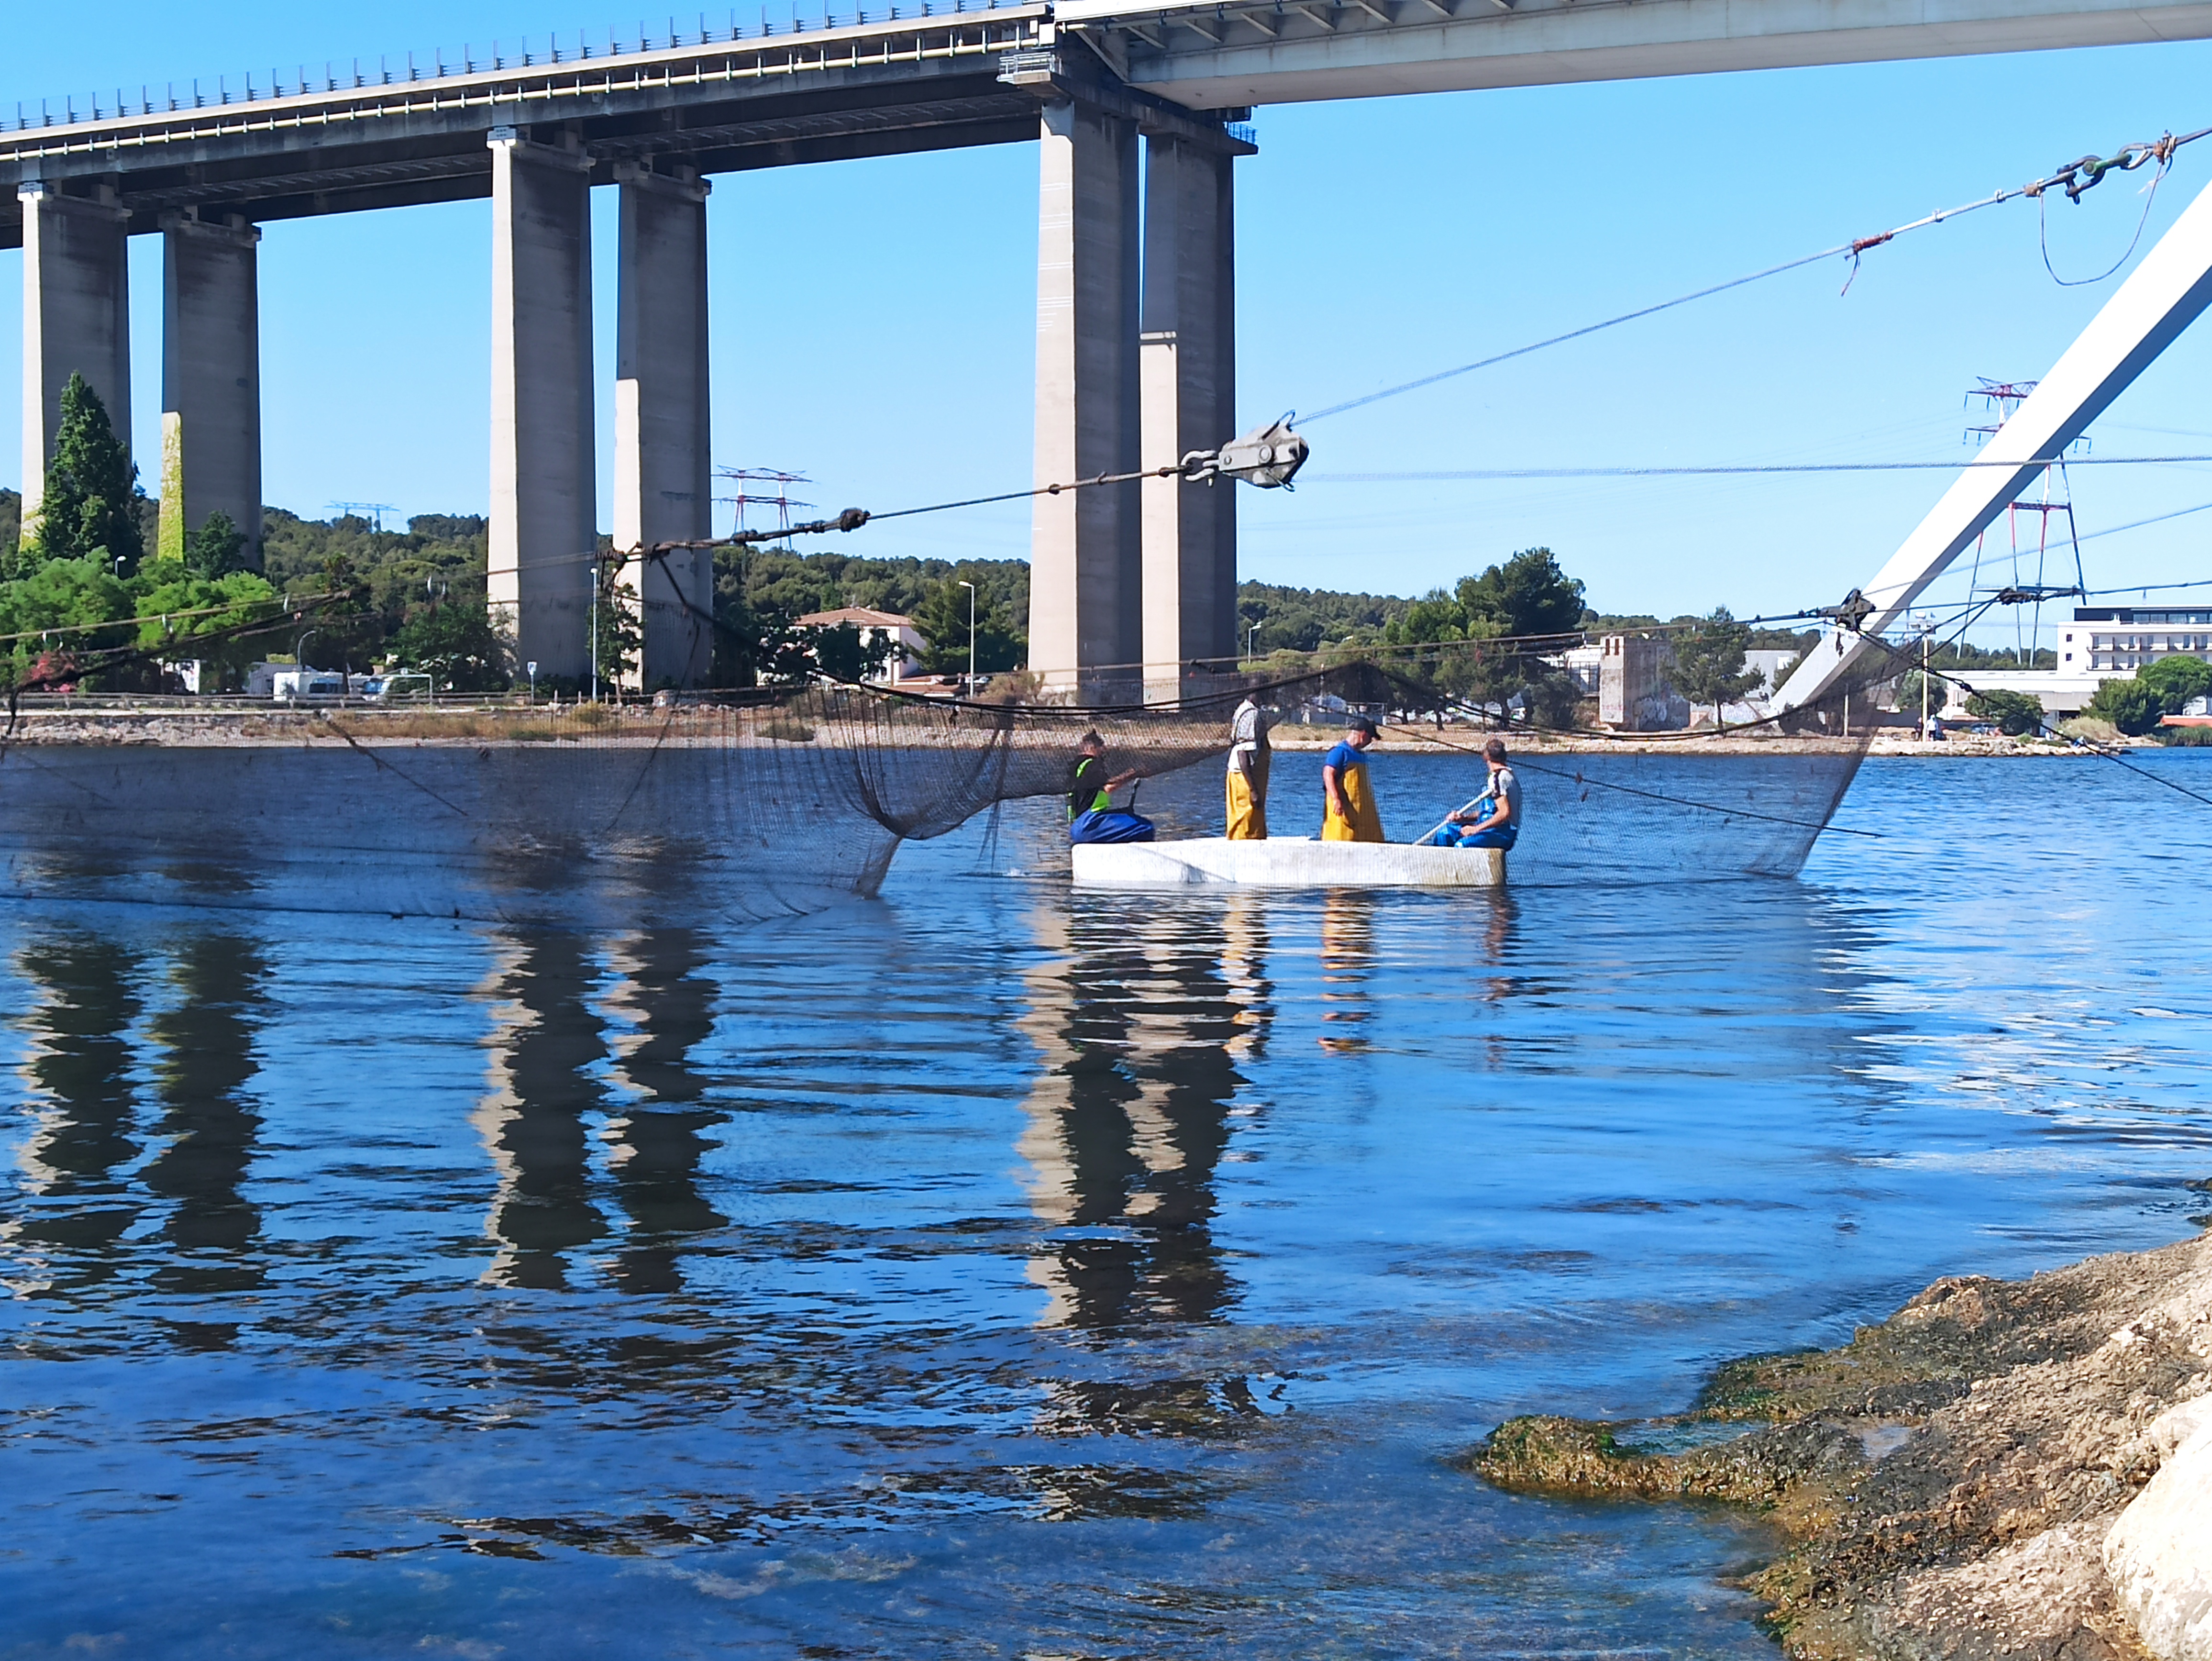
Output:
top-left (1182, 418), bottom-right (1309, 489)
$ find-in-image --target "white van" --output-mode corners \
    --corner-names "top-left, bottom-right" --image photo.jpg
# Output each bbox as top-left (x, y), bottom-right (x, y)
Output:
top-left (360, 673), bottom-right (434, 704)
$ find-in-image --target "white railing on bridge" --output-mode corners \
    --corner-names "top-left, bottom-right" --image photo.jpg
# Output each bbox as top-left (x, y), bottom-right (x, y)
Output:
top-left (7, 0), bottom-right (1034, 134)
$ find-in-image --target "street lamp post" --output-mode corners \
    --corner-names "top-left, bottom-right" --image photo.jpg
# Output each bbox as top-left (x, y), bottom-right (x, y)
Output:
top-left (294, 629), bottom-right (319, 702)
top-left (526, 660), bottom-right (539, 703)
top-left (958, 580), bottom-right (976, 692)
top-left (1246, 624), bottom-right (1260, 664)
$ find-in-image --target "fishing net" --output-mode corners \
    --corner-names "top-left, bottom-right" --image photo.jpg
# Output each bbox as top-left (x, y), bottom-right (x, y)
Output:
top-left (0, 645), bottom-right (1885, 923)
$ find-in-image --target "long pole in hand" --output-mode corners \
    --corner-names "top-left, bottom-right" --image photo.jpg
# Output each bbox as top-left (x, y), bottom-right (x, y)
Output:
top-left (1416, 790), bottom-right (1494, 848)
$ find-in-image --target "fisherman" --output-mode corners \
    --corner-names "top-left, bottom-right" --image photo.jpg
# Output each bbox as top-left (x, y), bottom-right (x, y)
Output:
top-left (1226, 692), bottom-right (1271, 840)
top-left (1068, 731), bottom-right (1154, 844)
top-left (1429, 737), bottom-right (1521, 851)
top-left (1321, 715), bottom-right (1385, 842)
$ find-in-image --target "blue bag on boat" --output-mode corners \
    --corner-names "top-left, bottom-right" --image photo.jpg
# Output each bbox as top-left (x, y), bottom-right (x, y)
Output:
top-left (1069, 808), bottom-right (1157, 844)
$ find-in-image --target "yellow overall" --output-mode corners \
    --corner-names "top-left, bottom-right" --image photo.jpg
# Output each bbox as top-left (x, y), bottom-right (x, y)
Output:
top-left (1322, 757), bottom-right (1384, 842)
top-left (1226, 751), bottom-right (1270, 841)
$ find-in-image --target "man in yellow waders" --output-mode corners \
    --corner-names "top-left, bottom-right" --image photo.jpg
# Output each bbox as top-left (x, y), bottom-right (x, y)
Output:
top-left (1321, 715), bottom-right (1385, 842)
top-left (1226, 694), bottom-right (1271, 840)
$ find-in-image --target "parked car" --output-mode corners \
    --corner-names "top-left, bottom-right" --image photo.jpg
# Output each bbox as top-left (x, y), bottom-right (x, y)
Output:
top-left (359, 673), bottom-right (434, 704)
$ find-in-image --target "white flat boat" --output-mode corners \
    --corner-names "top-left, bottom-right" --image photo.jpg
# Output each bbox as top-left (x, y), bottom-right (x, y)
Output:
top-left (1072, 836), bottom-right (1505, 890)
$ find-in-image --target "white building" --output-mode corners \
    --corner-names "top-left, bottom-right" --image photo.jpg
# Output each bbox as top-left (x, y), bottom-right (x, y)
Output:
top-left (795, 606), bottom-right (925, 682)
top-left (1935, 670), bottom-right (2107, 720)
top-left (2060, 606), bottom-right (2212, 673)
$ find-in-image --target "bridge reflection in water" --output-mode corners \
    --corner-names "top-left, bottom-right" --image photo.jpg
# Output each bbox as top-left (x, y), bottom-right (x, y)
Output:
top-left (1016, 893), bottom-right (1274, 1331)
top-left (9, 928), bottom-right (272, 1327)
top-left (472, 927), bottom-right (725, 1292)
top-left (9, 932), bottom-right (148, 1294)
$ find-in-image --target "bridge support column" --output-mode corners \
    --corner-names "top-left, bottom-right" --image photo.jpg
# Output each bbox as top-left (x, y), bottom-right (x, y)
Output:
top-left (488, 128), bottom-right (596, 684)
top-left (1029, 97), bottom-right (1140, 703)
top-left (612, 164), bottom-right (713, 692)
top-left (1139, 134), bottom-right (1236, 703)
top-left (157, 212), bottom-right (263, 570)
top-left (18, 181), bottom-right (132, 549)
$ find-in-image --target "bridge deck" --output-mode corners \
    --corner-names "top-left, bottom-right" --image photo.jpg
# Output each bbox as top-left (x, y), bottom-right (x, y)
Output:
top-left (0, 10), bottom-right (1052, 247)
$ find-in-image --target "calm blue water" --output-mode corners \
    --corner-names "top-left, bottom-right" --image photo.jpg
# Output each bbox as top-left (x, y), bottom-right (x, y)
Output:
top-left (3, 750), bottom-right (2208, 1658)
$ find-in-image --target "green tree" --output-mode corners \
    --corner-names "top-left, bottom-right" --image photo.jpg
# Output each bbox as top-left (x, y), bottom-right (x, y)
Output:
top-left (28, 374), bottom-right (144, 576)
top-left (184, 510), bottom-right (249, 579)
top-left (2085, 678), bottom-right (2164, 737)
top-left (1965, 688), bottom-right (2046, 736)
top-left (1238, 580), bottom-right (1409, 656)
top-left (299, 553), bottom-right (381, 671)
top-left (1455, 546), bottom-right (1586, 638)
top-left (912, 575), bottom-right (1023, 675)
top-left (1668, 606), bottom-right (1763, 724)
top-left (391, 600), bottom-right (509, 693)
top-left (131, 564), bottom-right (282, 683)
top-left (1379, 549), bottom-right (1589, 715)
top-left (2137, 654), bottom-right (2212, 713)
top-left (0, 556), bottom-right (136, 687)
top-left (590, 554), bottom-right (641, 692)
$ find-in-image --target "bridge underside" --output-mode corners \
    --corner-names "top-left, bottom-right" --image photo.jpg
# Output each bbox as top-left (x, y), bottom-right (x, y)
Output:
top-left (0, 55), bottom-right (1048, 250)
top-left (1072, 0), bottom-right (2212, 108)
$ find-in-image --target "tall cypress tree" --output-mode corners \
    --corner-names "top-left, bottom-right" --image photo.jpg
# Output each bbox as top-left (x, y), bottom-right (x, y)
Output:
top-left (32, 373), bottom-right (144, 576)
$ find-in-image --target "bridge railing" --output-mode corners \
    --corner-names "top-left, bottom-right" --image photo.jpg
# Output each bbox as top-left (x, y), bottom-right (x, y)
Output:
top-left (7, 0), bottom-right (1034, 135)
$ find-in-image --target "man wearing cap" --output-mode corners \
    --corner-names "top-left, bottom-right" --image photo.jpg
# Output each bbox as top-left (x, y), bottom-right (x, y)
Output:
top-left (1321, 716), bottom-right (1385, 842)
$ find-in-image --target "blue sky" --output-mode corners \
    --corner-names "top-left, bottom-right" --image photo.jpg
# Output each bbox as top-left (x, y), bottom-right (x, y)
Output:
top-left (5, 3), bottom-right (2212, 642)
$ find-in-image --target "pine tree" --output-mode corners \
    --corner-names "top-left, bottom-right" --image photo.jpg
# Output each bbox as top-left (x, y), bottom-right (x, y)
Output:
top-left (1669, 606), bottom-right (1763, 725)
top-left (31, 373), bottom-right (144, 575)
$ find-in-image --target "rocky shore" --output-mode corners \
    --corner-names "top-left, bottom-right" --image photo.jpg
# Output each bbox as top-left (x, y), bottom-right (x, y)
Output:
top-left (1471, 1227), bottom-right (2212, 1660)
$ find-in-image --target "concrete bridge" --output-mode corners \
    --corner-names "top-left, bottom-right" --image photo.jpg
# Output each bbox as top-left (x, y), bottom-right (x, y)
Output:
top-left (7, 0), bottom-right (2211, 692)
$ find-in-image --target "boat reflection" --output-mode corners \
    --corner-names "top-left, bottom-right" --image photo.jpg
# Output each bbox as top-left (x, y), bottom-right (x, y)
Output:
top-left (474, 926), bottom-right (725, 1291)
top-left (1016, 893), bottom-right (1273, 1330)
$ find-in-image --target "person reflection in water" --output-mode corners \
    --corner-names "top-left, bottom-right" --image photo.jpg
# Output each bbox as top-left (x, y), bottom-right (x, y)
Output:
top-left (1317, 890), bottom-right (1377, 1053)
top-left (1017, 899), bottom-right (1270, 1330)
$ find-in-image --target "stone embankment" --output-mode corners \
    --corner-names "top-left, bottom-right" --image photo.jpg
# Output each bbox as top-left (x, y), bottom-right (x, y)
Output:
top-left (1472, 1226), bottom-right (2212, 1660)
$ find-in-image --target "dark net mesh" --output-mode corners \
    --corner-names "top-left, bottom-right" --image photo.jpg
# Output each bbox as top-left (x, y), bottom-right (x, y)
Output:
top-left (0, 652), bottom-right (1883, 922)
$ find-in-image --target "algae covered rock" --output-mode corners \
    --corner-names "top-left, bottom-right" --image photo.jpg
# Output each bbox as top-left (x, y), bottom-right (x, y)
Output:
top-left (1465, 1231), bottom-right (2212, 1661)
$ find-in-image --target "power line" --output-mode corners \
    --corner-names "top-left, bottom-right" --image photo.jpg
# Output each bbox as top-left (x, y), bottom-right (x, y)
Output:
top-left (1306, 454), bottom-right (2212, 482)
top-left (1298, 127), bottom-right (2212, 426)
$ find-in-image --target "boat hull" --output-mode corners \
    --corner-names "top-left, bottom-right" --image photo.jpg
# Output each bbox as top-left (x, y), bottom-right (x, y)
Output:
top-left (1072, 836), bottom-right (1504, 890)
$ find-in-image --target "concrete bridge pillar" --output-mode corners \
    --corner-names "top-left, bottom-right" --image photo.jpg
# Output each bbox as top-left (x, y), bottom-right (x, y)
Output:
top-left (1028, 97), bottom-right (1141, 703)
top-left (612, 163), bottom-right (713, 692)
top-left (1139, 135), bottom-right (1236, 702)
top-left (157, 212), bottom-right (263, 569)
top-left (18, 181), bottom-right (133, 545)
top-left (487, 127), bottom-right (597, 683)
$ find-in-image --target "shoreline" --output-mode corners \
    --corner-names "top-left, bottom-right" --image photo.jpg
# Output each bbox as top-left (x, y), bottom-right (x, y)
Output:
top-left (0, 706), bottom-right (2171, 757)
top-left (1471, 1227), bottom-right (2212, 1660)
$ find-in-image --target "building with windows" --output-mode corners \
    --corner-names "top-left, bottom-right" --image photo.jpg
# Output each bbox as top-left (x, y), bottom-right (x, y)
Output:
top-left (794, 607), bottom-right (925, 683)
top-left (2062, 608), bottom-right (2212, 673)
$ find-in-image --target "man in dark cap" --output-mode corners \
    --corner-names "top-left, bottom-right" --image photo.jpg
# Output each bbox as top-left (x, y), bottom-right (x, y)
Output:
top-left (1321, 715), bottom-right (1384, 842)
